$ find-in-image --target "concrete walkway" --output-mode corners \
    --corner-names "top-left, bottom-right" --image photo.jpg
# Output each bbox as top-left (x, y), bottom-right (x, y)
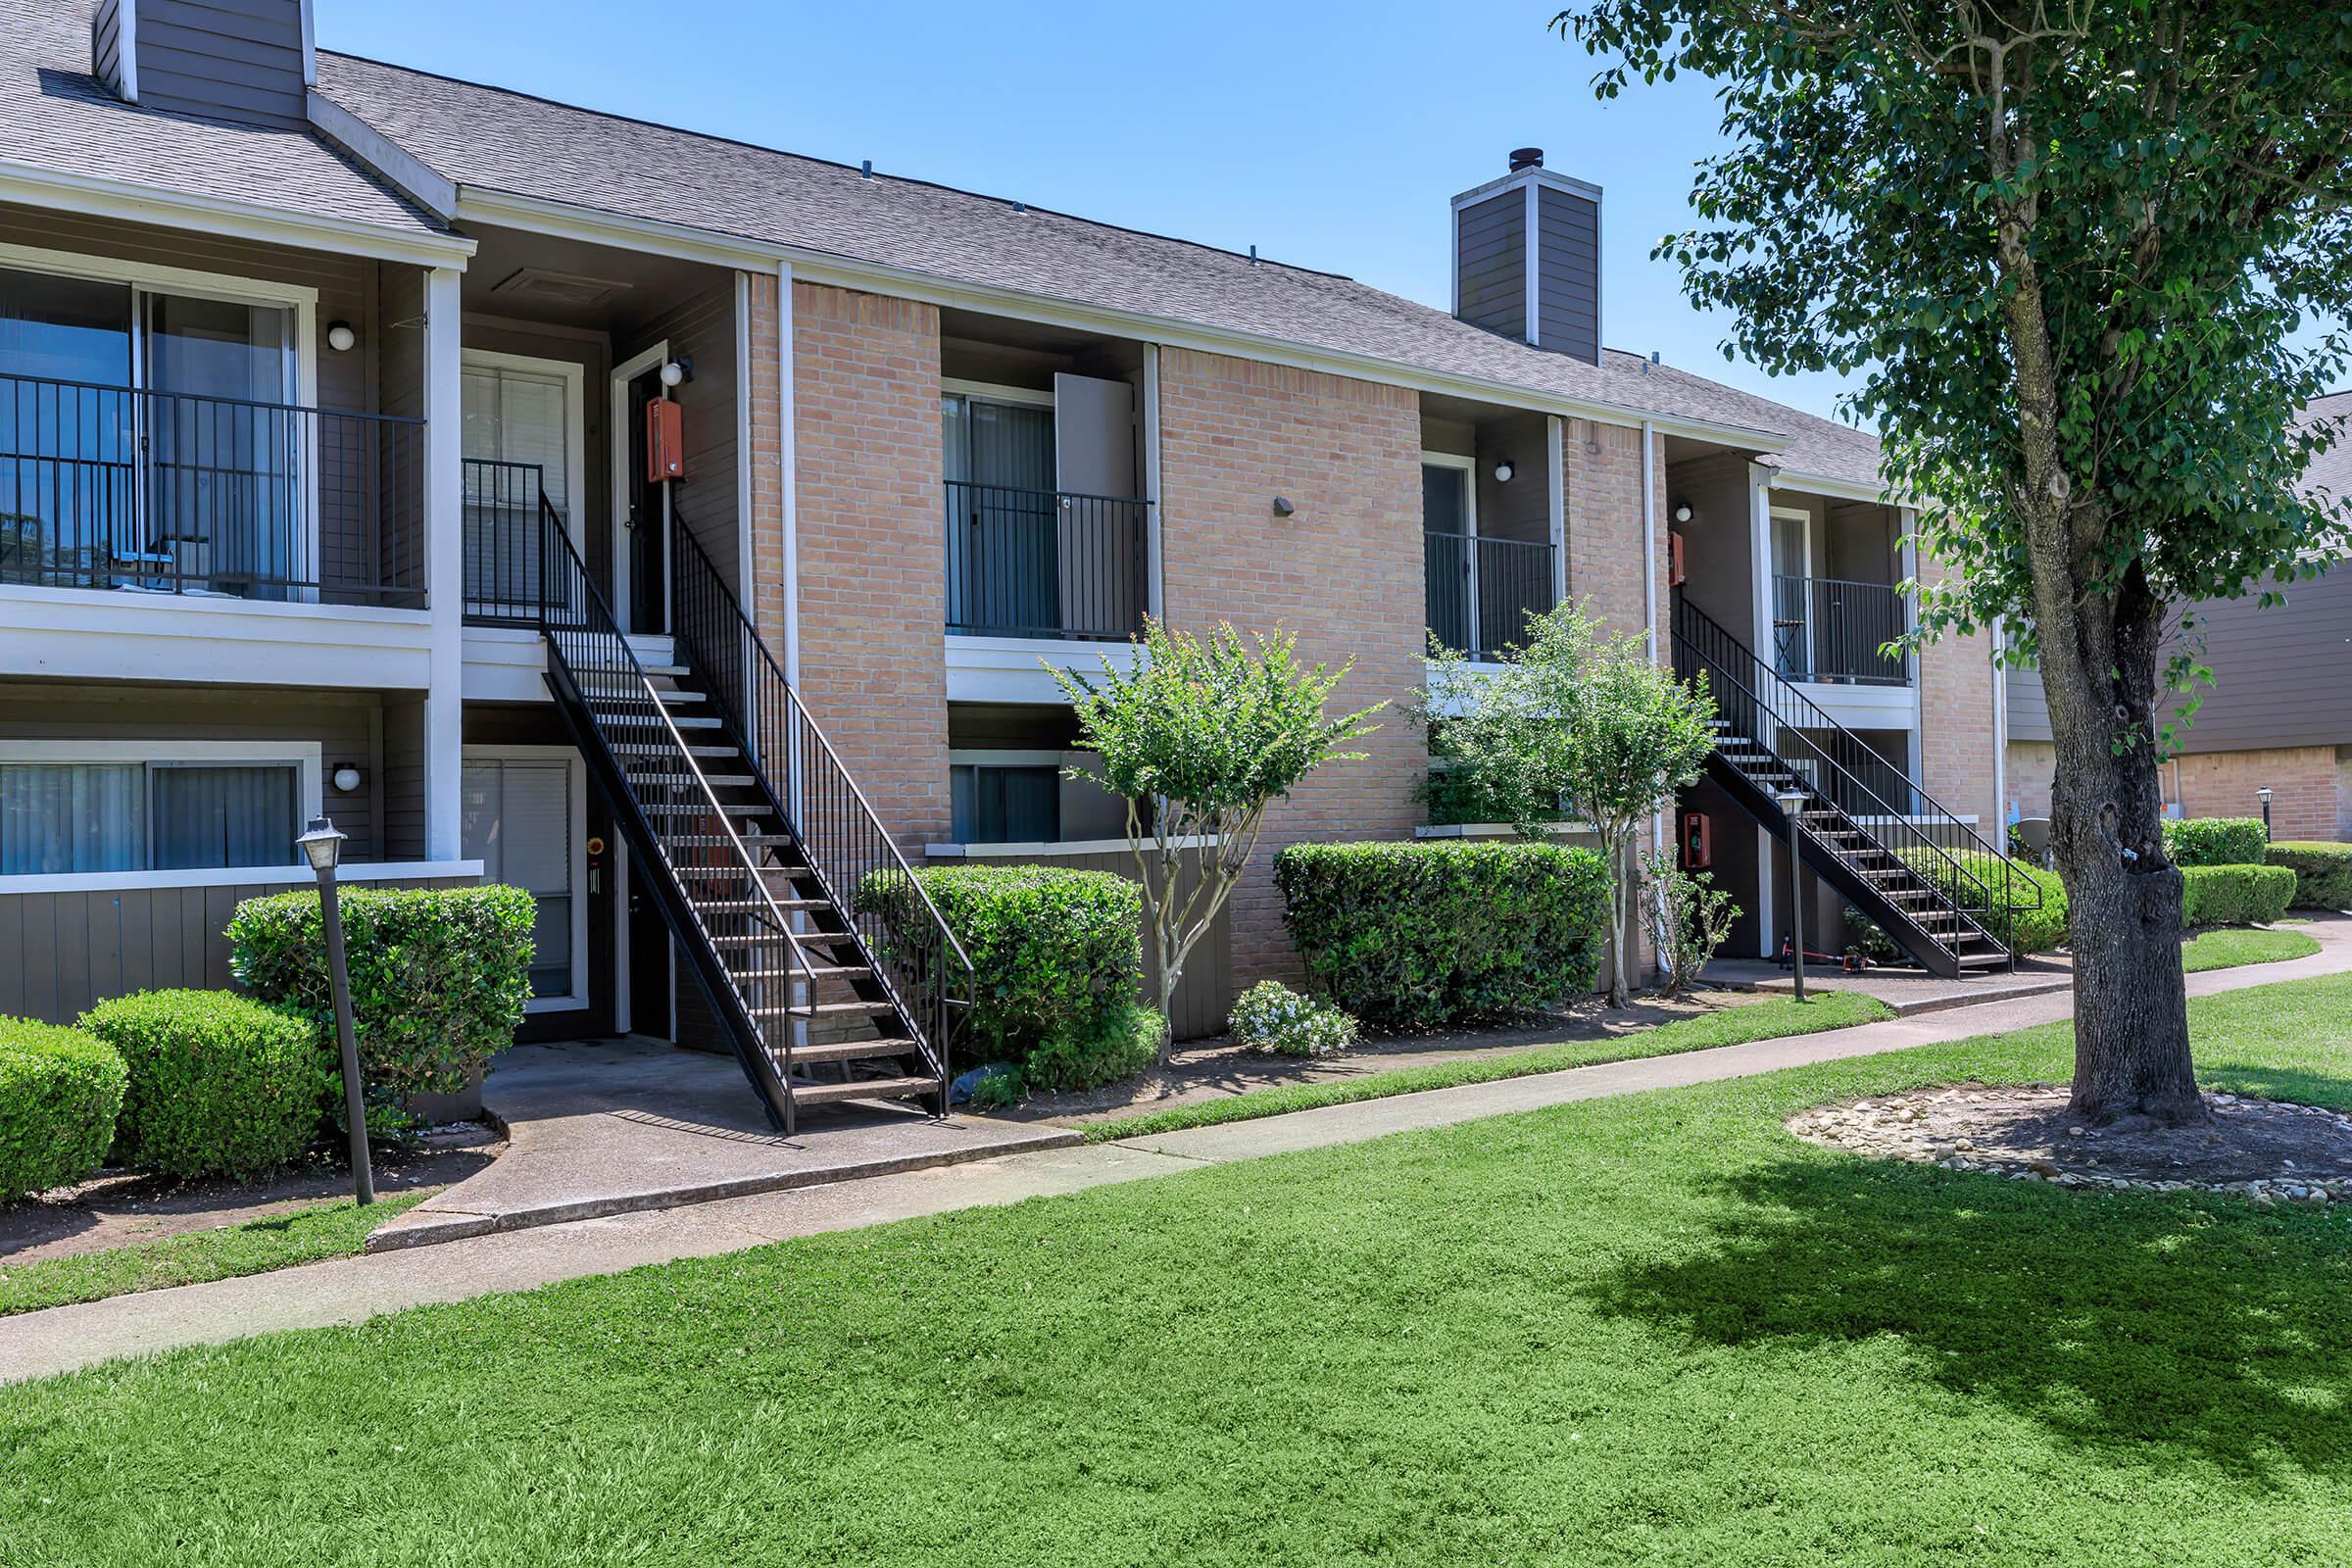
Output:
top-left (1702, 956), bottom-right (2076, 1016)
top-left (6, 919), bottom-right (2346, 1385)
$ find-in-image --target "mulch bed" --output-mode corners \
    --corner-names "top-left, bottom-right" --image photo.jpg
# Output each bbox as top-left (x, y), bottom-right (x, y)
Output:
top-left (1789, 1083), bottom-right (2352, 1202)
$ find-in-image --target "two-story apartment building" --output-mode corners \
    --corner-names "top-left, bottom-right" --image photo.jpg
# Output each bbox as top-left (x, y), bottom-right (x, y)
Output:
top-left (0, 0), bottom-right (2011, 1130)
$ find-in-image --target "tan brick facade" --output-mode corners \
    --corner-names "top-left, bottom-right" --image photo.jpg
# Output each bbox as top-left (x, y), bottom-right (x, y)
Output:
top-left (2008, 739), bottom-right (2344, 842)
top-left (2005, 739), bottom-right (2055, 825)
top-left (1156, 347), bottom-right (1427, 983)
top-left (1917, 555), bottom-right (2000, 824)
top-left (783, 280), bottom-right (950, 850)
top-left (1565, 417), bottom-right (1670, 645)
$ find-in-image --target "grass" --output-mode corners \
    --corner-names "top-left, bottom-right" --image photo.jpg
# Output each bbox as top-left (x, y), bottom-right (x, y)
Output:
top-left (1085, 991), bottom-right (1895, 1143)
top-left (16, 975), bottom-right (2352, 1563)
top-left (2181, 924), bottom-right (2321, 972)
top-left (0, 1193), bottom-right (424, 1318)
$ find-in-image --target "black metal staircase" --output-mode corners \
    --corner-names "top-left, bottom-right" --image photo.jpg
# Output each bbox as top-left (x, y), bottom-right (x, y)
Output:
top-left (1672, 595), bottom-right (2035, 976)
top-left (531, 494), bottom-right (969, 1131)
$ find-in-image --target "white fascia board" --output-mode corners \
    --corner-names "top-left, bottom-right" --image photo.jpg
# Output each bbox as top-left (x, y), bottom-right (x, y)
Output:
top-left (307, 93), bottom-right (458, 220)
top-left (926, 836), bottom-right (1217, 858)
top-left (0, 584), bottom-right (434, 689)
top-left (453, 187), bottom-right (1789, 451)
top-left (1449, 165), bottom-right (1604, 212)
top-left (0, 859), bottom-right (483, 898)
top-left (0, 162), bottom-right (473, 270)
top-left (1766, 466), bottom-right (1904, 507)
top-left (946, 635), bottom-right (1142, 706)
top-left (462, 624), bottom-right (555, 702)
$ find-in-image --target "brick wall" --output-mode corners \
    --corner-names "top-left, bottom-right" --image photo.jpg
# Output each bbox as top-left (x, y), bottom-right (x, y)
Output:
top-left (2005, 740), bottom-right (2056, 821)
top-left (783, 281), bottom-right (950, 849)
top-left (1917, 554), bottom-right (2000, 824)
top-left (1156, 347), bottom-right (1426, 982)
top-left (746, 271), bottom-right (785, 651)
top-left (2167, 745), bottom-right (2340, 842)
top-left (1565, 417), bottom-right (1668, 643)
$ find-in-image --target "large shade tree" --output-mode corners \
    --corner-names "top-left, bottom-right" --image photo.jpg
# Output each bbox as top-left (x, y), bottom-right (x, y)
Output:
top-left (1561, 0), bottom-right (2352, 1124)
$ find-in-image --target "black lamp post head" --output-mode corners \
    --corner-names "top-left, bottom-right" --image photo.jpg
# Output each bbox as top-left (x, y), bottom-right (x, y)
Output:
top-left (297, 815), bottom-right (346, 874)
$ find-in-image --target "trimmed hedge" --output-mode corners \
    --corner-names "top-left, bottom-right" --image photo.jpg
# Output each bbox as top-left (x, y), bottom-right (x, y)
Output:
top-left (1275, 840), bottom-right (1611, 1031)
top-left (859, 865), bottom-right (1145, 1090)
top-left (0, 1016), bottom-right (126, 1203)
top-left (1897, 853), bottom-right (2070, 955)
top-left (2180, 862), bottom-right (2295, 928)
top-left (2268, 841), bottom-right (2352, 910)
top-left (2164, 816), bottom-right (2270, 867)
top-left (79, 990), bottom-right (318, 1180)
top-left (228, 885), bottom-right (536, 1137)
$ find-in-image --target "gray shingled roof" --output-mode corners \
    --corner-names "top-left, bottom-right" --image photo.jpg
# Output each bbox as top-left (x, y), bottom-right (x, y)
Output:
top-left (0, 0), bottom-right (441, 238)
top-left (314, 49), bottom-right (1894, 489)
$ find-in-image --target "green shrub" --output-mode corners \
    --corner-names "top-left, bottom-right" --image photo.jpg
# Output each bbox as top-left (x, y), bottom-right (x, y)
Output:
top-left (78, 990), bottom-right (318, 1180)
top-left (859, 864), bottom-right (1144, 1081)
top-left (2164, 816), bottom-right (2270, 867)
top-left (2267, 841), bottom-right (2352, 910)
top-left (1026, 1002), bottom-right (1163, 1093)
top-left (1275, 840), bottom-right (1611, 1030)
top-left (1899, 853), bottom-right (2069, 955)
top-left (2180, 862), bottom-right (2295, 927)
top-left (0, 1017), bottom-right (126, 1202)
top-left (1228, 980), bottom-right (1359, 1056)
top-left (227, 885), bottom-right (536, 1138)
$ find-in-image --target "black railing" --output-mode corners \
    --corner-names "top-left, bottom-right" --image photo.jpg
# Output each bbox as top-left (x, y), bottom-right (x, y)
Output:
top-left (1425, 531), bottom-right (1557, 660)
top-left (1673, 594), bottom-right (2035, 959)
top-left (0, 371), bottom-right (424, 606)
top-left (944, 480), bottom-right (1151, 640)
top-left (674, 524), bottom-right (968, 1097)
top-left (462, 458), bottom-right (558, 623)
top-left (1770, 574), bottom-right (1909, 685)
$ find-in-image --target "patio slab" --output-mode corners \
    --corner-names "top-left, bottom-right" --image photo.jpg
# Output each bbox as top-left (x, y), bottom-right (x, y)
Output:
top-left (365, 1037), bottom-right (1080, 1251)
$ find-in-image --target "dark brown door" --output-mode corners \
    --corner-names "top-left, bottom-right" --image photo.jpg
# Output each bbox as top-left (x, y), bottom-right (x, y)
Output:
top-left (627, 864), bottom-right (672, 1041)
top-left (624, 368), bottom-right (666, 632)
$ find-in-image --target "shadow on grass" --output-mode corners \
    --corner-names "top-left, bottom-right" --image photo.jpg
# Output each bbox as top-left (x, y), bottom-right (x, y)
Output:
top-left (1589, 1151), bottom-right (2352, 1478)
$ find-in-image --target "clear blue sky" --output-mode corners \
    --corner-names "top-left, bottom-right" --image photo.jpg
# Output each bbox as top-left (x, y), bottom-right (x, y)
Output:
top-left (313, 0), bottom-right (2338, 427)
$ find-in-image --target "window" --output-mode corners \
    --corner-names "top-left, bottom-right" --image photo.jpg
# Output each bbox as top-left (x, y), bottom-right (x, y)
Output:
top-left (0, 758), bottom-right (301, 875)
top-left (461, 753), bottom-right (582, 1006)
top-left (951, 762), bottom-right (1061, 845)
top-left (463, 361), bottom-right (574, 515)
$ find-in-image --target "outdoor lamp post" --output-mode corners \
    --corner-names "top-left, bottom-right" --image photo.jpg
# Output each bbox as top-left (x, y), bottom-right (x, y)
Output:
top-left (1775, 785), bottom-right (1809, 1003)
top-left (2259, 785), bottom-right (2275, 842)
top-left (298, 816), bottom-right (372, 1205)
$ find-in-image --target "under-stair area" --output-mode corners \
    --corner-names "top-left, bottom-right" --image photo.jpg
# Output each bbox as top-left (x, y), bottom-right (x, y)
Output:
top-left (526, 490), bottom-right (968, 1133)
top-left (1672, 595), bottom-right (2037, 978)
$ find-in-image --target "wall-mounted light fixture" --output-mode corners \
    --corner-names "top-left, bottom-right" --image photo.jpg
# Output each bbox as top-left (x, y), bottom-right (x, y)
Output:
top-left (1272, 496), bottom-right (1296, 517)
top-left (1493, 460), bottom-right (1515, 483)
top-left (331, 764), bottom-right (363, 794)
top-left (660, 357), bottom-right (694, 388)
top-left (1673, 503), bottom-right (1693, 524)
top-left (325, 321), bottom-right (357, 353)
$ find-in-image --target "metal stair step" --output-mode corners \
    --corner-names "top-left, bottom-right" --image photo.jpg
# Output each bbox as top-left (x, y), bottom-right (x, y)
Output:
top-left (600, 712), bottom-right (723, 730)
top-left (787, 1074), bottom-right (937, 1107)
top-left (612, 742), bottom-right (738, 759)
top-left (582, 685), bottom-right (707, 704)
top-left (774, 1037), bottom-right (920, 1065)
top-left (789, 999), bottom-right (900, 1018)
top-left (630, 770), bottom-right (758, 790)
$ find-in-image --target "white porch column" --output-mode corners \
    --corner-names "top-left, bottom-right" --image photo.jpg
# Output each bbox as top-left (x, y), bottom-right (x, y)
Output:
top-left (1546, 415), bottom-right (1567, 607)
top-left (422, 266), bottom-right (466, 861)
top-left (1901, 505), bottom-right (1925, 788)
top-left (1749, 463), bottom-right (1778, 956)
top-left (1144, 343), bottom-right (1164, 621)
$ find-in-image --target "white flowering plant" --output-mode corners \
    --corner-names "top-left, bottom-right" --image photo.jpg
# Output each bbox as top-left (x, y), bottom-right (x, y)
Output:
top-left (1228, 980), bottom-right (1359, 1057)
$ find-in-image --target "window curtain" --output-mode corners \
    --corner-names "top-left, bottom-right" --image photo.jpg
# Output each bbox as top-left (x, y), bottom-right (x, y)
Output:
top-left (0, 763), bottom-right (145, 874)
top-left (150, 765), bottom-right (298, 871)
top-left (942, 395), bottom-right (1057, 634)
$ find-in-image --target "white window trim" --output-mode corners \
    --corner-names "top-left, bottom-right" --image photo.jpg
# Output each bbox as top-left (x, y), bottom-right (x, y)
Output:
top-left (462, 347), bottom-right (587, 551)
top-left (0, 859), bottom-right (482, 896)
top-left (942, 377), bottom-right (1055, 409)
top-left (1769, 503), bottom-right (1817, 675)
top-left (0, 739), bottom-right (322, 889)
top-left (464, 744), bottom-right (589, 1014)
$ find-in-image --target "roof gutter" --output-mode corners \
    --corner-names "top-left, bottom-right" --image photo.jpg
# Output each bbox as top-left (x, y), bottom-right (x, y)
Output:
top-left (451, 184), bottom-right (1796, 451)
top-left (0, 160), bottom-right (473, 270)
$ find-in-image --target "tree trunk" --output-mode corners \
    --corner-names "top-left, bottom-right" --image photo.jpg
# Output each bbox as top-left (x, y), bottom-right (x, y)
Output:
top-left (1153, 915), bottom-right (1180, 1065)
top-left (1607, 829), bottom-right (1634, 1007)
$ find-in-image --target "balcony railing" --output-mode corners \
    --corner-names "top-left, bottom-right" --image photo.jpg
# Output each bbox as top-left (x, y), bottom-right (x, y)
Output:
top-left (0, 372), bottom-right (424, 606)
top-left (463, 458), bottom-right (556, 623)
top-left (1771, 573), bottom-right (1909, 686)
top-left (1425, 531), bottom-right (1556, 660)
top-left (945, 480), bottom-right (1151, 641)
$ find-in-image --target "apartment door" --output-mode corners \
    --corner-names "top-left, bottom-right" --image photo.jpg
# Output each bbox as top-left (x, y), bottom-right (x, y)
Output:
top-left (1769, 510), bottom-right (1813, 676)
top-left (1052, 372), bottom-right (1138, 633)
top-left (623, 366), bottom-right (668, 633)
top-left (943, 391), bottom-right (1056, 635)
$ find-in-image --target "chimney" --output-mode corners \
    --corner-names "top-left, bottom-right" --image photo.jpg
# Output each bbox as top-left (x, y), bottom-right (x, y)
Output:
top-left (1451, 148), bottom-right (1603, 364)
top-left (93, 0), bottom-right (317, 129)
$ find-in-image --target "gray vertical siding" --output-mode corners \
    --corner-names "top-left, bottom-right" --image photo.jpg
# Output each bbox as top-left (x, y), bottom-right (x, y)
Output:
top-left (123, 0), bottom-right (309, 128)
top-left (619, 278), bottom-right (742, 594)
top-left (1454, 191), bottom-right (1526, 343)
top-left (2005, 663), bottom-right (2051, 744)
top-left (1534, 185), bottom-right (1601, 364)
top-left (1666, 449), bottom-right (1757, 643)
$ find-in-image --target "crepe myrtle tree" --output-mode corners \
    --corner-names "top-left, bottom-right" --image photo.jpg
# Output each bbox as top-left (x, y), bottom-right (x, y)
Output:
top-left (1560, 1), bottom-right (2352, 1124)
top-left (1425, 602), bottom-right (1717, 1006)
top-left (1053, 619), bottom-right (1384, 1057)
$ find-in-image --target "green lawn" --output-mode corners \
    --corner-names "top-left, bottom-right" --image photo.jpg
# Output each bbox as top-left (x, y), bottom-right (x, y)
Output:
top-left (7, 976), bottom-right (2352, 1565)
top-left (0, 1194), bottom-right (424, 1318)
top-left (2181, 924), bottom-right (2322, 972)
top-left (1088, 991), bottom-right (1893, 1142)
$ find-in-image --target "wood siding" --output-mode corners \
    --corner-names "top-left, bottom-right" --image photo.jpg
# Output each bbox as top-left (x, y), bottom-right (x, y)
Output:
top-left (1454, 191), bottom-right (1526, 343)
top-left (1534, 185), bottom-right (1601, 364)
top-left (125, 0), bottom-right (309, 128)
top-left (0, 874), bottom-right (472, 1025)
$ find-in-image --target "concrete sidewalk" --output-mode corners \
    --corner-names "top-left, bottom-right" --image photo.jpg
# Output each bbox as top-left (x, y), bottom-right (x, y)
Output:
top-left (6, 921), bottom-right (2346, 1385)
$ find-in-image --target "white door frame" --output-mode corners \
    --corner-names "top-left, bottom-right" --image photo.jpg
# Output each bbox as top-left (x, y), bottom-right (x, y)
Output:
top-left (1769, 503), bottom-right (1815, 676)
top-left (1422, 450), bottom-right (1478, 656)
top-left (611, 340), bottom-right (669, 630)
top-left (461, 348), bottom-right (587, 553)
top-left (462, 744), bottom-right (590, 1014)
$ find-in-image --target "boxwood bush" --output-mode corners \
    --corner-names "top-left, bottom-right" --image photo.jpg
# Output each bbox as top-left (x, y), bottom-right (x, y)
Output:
top-left (228, 885), bottom-right (536, 1137)
top-left (79, 990), bottom-right (318, 1180)
top-left (2267, 841), bottom-right (2352, 910)
top-left (2180, 862), bottom-right (2295, 927)
top-left (2164, 816), bottom-right (2270, 867)
top-left (859, 864), bottom-right (1146, 1090)
top-left (1275, 840), bottom-right (1611, 1031)
top-left (0, 1016), bottom-right (126, 1203)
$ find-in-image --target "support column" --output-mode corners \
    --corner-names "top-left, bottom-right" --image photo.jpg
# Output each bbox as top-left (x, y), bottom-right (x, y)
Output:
top-left (1902, 505), bottom-right (1925, 790)
top-left (1750, 464), bottom-right (1777, 957)
top-left (422, 266), bottom-right (466, 861)
top-left (1144, 343), bottom-right (1164, 621)
top-left (1546, 415), bottom-right (1567, 606)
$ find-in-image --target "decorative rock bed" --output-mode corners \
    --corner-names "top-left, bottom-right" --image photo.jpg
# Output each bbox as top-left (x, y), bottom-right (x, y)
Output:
top-left (1788, 1084), bottom-right (2352, 1203)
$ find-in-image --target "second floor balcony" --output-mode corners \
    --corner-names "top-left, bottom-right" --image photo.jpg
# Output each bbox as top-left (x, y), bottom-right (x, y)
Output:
top-left (1425, 530), bottom-right (1557, 662)
top-left (0, 372), bottom-right (424, 609)
top-left (1771, 573), bottom-right (1910, 686)
top-left (944, 479), bottom-right (1151, 642)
